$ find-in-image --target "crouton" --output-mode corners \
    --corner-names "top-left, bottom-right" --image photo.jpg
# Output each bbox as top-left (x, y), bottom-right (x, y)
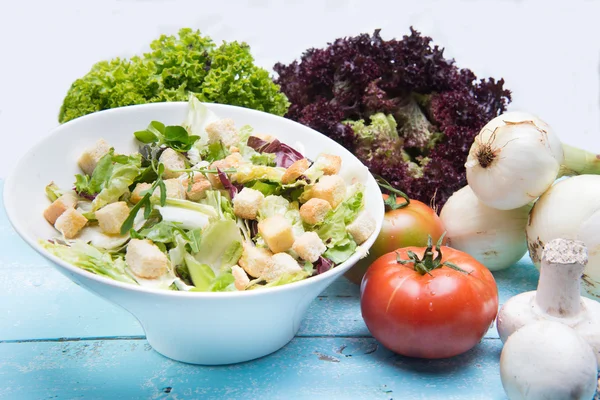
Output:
top-left (130, 183), bottom-right (152, 204)
top-left (182, 173), bottom-right (212, 201)
top-left (231, 265), bottom-right (250, 290)
top-left (95, 201), bottom-right (130, 235)
top-left (159, 148), bottom-right (186, 179)
top-left (43, 193), bottom-right (78, 225)
top-left (54, 207), bottom-right (88, 239)
top-left (130, 179), bottom-right (186, 204)
top-left (262, 252), bottom-right (302, 282)
top-left (299, 198), bottom-right (332, 225)
top-left (257, 215), bottom-right (295, 254)
top-left (347, 211), bottom-right (376, 245)
top-left (292, 232), bottom-right (327, 263)
top-left (206, 118), bottom-right (240, 148)
top-left (78, 139), bottom-right (111, 176)
top-left (163, 179), bottom-right (186, 200)
top-left (125, 239), bottom-right (169, 279)
top-left (208, 153), bottom-right (244, 187)
top-left (233, 188), bottom-right (264, 220)
top-left (238, 242), bottom-right (274, 278)
top-left (319, 154), bottom-right (342, 175)
top-left (282, 158), bottom-right (310, 184)
top-left (310, 175), bottom-right (346, 209)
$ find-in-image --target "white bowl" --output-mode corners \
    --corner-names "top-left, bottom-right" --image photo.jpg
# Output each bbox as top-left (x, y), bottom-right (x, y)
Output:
top-left (3, 102), bottom-right (384, 365)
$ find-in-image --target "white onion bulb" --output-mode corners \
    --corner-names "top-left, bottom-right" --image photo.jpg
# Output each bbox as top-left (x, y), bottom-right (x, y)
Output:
top-left (526, 175), bottom-right (600, 300)
top-left (466, 112), bottom-right (564, 210)
top-left (440, 186), bottom-right (531, 271)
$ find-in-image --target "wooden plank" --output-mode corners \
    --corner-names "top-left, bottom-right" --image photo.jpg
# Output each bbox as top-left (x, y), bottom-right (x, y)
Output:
top-left (0, 337), bottom-right (507, 400)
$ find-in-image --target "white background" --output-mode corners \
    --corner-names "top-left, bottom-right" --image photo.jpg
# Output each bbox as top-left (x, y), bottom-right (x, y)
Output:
top-left (1, 0), bottom-right (599, 179)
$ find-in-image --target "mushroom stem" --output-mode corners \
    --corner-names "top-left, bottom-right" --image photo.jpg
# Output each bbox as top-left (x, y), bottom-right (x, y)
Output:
top-left (535, 238), bottom-right (588, 318)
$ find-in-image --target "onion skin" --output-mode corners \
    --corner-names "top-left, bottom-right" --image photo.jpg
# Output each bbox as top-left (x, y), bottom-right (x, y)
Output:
top-left (526, 175), bottom-right (600, 300)
top-left (440, 186), bottom-right (530, 271)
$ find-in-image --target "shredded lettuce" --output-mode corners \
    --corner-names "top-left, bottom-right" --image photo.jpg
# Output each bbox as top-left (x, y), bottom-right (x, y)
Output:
top-left (323, 237), bottom-right (357, 264)
top-left (183, 95), bottom-right (220, 146)
top-left (248, 269), bottom-right (311, 289)
top-left (74, 151), bottom-right (143, 211)
top-left (163, 198), bottom-right (218, 219)
top-left (193, 219), bottom-right (243, 274)
top-left (258, 195), bottom-right (290, 220)
top-left (315, 190), bottom-right (364, 264)
top-left (199, 190), bottom-right (235, 220)
top-left (40, 240), bottom-right (136, 284)
top-left (155, 205), bottom-right (211, 230)
top-left (233, 165), bottom-right (285, 184)
top-left (45, 182), bottom-right (67, 202)
top-left (185, 253), bottom-right (215, 290)
top-left (185, 253), bottom-right (238, 292)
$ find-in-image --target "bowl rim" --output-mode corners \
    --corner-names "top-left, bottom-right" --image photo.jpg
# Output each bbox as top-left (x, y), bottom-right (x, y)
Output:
top-left (3, 101), bottom-right (384, 298)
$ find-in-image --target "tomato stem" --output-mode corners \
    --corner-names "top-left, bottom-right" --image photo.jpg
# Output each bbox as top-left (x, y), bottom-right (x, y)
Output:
top-left (374, 174), bottom-right (411, 211)
top-left (395, 234), bottom-right (470, 275)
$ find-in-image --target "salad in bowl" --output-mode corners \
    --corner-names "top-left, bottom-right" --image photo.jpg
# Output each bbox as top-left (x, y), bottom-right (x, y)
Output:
top-left (4, 97), bottom-right (382, 364)
top-left (40, 97), bottom-right (376, 293)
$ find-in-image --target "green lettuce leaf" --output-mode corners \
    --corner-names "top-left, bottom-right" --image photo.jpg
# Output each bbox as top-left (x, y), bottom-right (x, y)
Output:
top-left (234, 165), bottom-right (285, 184)
top-left (185, 253), bottom-right (215, 291)
top-left (250, 153), bottom-right (276, 166)
top-left (75, 150), bottom-right (143, 211)
top-left (40, 240), bottom-right (136, 284)
top-left (315, 190), bottom-right (364, 263)
top-left (323, 237), bottom-right (357, 264)
top-left (194, 219), bottom-right (243, 273)
top-left (248, 269), bottom-right (311, 290)
top-left (59, 29), bottom-right (289, 124)
top-left (45, 182), bottom-right (67, 202)
top-left (199, 190), bottom-right (235, 220)
top-left (200, 141), bottom-right (230, 163)
top-left (258, 195), bottom-right (289, 220)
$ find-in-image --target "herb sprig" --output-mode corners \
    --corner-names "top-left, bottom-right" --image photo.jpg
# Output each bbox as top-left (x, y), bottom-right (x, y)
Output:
top-left (120, 161), bottom-right (167, 235)
top-left (134, 121), bottom-right (199, 152)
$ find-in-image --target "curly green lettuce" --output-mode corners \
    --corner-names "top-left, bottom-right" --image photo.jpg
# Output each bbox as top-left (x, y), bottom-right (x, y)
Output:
top-left (59, 28), bottom-right (289, 123)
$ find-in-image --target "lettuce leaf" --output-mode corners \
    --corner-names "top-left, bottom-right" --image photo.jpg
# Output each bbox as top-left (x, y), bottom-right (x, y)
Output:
top-left (193, 219), bottom-right (243, 274)
top-left (40, 240), bottom-right (136, 284)
top-left (315, 190), bottom-right (363, 264)
top-left (182, 95), bottom-right (220, 146)
top-left (75, 151), bottom-right (143, 211)
top-left (185, 253), bottom-right (215, 290)
top-left (45, 183), bottom-right (70, 203)
top-left (233, 164), bottom-right (285, 184)
top-left (258, 195), bottom-right (289, 220)
top-left (323, 237), bottom-right (357, 264)
top-left (199, 190), bottom-right (235, 220)
top-left (185, 252), bottom-right (238, 292)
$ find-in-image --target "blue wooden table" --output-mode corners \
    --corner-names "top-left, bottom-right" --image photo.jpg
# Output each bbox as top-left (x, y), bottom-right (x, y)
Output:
top-left (0, 181), bottom-right (555, 400)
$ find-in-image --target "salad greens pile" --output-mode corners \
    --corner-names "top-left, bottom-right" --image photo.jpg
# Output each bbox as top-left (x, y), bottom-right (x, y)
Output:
top-left (59, 28), bottom-right (289, 123)
top-left (42, 97), bottom-right (374, 292)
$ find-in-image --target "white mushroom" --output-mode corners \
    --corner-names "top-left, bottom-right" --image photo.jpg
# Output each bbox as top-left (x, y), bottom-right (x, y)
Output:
top-left (499, 320), bottom-right (597, 400)
top-left (496, 238), bottom-right (600, 363)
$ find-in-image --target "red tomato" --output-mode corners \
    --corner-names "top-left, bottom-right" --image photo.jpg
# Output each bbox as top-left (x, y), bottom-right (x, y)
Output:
top-left (360, 245), bottom-right (498, 359)
top-left (345, 195), bottom-right (446, 284)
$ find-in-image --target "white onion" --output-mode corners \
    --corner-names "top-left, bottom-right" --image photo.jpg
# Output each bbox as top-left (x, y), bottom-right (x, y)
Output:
top-left (465, 111), bottom-right (564, 210)
top-left (440, 186), bottom-right (531, 271)
top-left (526, 175), bottom-right (600, 300)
